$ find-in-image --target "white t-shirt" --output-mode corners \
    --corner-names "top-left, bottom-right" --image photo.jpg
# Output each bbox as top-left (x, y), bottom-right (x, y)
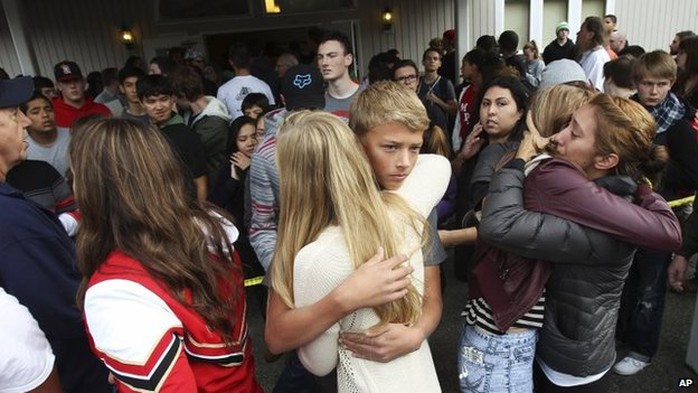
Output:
top-left (579, 46), bottom-right (611, 93)
top-left (537, 357), bottom-right (611, 387)
top-left (26, 128), bottom-right (71, 178)
top-left (0, 288), bottom-right (55, 393)
top-left (216, 75), bottom-right (275, 120)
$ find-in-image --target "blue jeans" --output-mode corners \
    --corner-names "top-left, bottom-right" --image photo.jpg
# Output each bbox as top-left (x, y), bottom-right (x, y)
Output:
top-left (457, 324), bottom-right (537, 393)
top-left (616, 247), bottom-right (672, 360)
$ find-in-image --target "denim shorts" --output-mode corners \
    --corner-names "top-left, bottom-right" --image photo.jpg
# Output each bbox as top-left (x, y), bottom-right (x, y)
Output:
top-left (457, 324), bottom-right (537, 393)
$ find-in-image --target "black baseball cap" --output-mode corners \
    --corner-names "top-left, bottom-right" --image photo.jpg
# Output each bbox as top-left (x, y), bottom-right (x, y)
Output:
top-left (281, 64), bottom-right (325, 111)
top-left (0, 76), bottom-right (34, 108)
top-left (54, 60), bottom-right (83, 82)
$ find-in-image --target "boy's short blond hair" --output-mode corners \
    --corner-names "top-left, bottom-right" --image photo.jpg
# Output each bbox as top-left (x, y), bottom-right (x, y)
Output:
top-left (632, 50), bottom-right (677, 83)
top-left (349, 81), bottom-right (429, 137)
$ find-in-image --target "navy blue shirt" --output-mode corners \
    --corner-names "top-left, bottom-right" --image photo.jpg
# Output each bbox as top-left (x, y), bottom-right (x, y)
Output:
top-left (0, 182), bottom-right (110, 393)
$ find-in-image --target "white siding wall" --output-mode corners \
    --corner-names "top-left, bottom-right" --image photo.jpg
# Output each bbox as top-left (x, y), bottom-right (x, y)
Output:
top-left (0, 0), bottom-right (454, 81)
top-left (2, 0), bottom-right (153, 77)
top-left (542, 0), bottom-right (568, 45)
top-left (614, 0), bottom-right (698, 53)
top-left (472, 0), bottom-right (498, 43)
top-left (3, 0), bottom-right (695, 83)
top-left (581, 0), bottom-right (605, 23)
top-left (357, 0), bottom-right (454, 73)
top-left (505, 0), bottom-right (531, 44)
top-left (455, 0), bottom-right (697, 63)
top-left (0, 4), bottom-right (21, 76)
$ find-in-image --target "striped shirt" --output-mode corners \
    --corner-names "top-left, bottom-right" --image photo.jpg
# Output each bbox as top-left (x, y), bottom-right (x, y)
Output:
top-left (248, 108), bottom-right (286, 271)
top-left (462, 293), bottom-right (545, 335)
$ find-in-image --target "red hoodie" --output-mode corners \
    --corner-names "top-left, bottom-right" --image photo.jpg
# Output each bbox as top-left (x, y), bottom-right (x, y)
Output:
top-left (52, 97), bottom-right (111, 128)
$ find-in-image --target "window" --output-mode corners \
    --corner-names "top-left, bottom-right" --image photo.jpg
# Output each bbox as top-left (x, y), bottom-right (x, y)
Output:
top-left (543, 0), bottom-right (568, 42)
top-left (505, 0), bottom-right (530, 45)
top-left (582, 0), bottom-right (606, 20)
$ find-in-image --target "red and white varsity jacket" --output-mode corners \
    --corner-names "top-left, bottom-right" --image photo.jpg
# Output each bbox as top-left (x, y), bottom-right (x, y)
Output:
top-left (84, 249), bottom-right (262, 393)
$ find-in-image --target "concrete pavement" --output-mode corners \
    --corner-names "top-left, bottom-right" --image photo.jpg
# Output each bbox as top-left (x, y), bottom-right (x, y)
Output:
top-left (246, 256), bottom-right (697, 392)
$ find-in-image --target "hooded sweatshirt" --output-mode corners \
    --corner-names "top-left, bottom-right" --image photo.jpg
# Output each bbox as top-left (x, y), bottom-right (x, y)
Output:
top-left (188, 96), bottom-right (232, 176)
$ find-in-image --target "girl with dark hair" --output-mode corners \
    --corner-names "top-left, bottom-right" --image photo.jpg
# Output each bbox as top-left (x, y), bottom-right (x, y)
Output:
top-left (675, 36), bottom-right (698, 108)
top-left (209, 116), bottom-right (264, 281)
top-left (71, 119), bottom-right (262, 392)
top-left (149, 56), bottom-right (174, 76)
top-left (441, 76), bottom-right (527, 255)
top-left (454, 74), bottom-right (528, 182)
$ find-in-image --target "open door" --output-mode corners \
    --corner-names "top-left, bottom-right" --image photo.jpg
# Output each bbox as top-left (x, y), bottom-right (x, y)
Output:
top-left (204, 19), bottom-right (361, 79)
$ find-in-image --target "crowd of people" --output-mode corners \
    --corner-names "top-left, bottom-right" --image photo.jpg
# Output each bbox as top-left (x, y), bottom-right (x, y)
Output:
top-left (0, 14), bottom-right (697, 393)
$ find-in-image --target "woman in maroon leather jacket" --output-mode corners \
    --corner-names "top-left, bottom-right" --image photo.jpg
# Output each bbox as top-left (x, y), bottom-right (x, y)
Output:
top-left (458, 92), bottom-right (682, 393)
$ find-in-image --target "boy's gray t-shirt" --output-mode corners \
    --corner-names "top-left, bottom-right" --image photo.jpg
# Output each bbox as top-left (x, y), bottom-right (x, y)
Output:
top-left (324, 85), bottom-right (365, 117)
top-left (424, 208), bottom-right (447, 266)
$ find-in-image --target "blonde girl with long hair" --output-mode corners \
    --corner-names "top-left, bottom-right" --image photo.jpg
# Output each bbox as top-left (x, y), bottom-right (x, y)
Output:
top-left (270, 111), bottom-right (450, 392)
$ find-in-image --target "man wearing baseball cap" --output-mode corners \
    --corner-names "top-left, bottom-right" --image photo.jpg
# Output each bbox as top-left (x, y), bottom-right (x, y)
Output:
top-left (53, 60), bottom-right (111, 127)
top-left (0, 76), bottom-right (111, 392)
top-left (543, 21), bottom-right (577, 64)
top-left (250, 64), bottom-right (325, 273)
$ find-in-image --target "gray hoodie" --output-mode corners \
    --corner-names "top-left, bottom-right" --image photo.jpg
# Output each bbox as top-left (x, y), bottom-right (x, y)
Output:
top-left (188, 96), bottom-right (232, 176)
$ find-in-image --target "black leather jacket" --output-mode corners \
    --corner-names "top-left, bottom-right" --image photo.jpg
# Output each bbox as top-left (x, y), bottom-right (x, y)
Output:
top-left (479, 158), bottom-right (681, 376)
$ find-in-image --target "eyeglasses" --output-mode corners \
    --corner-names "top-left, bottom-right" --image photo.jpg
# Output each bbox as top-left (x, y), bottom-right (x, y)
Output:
top-left (396, 74), bottom-right (417, 83)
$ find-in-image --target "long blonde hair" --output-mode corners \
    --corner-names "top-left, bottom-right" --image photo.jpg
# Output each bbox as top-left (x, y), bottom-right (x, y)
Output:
top-left (271, 111), bottom-right (425, 325)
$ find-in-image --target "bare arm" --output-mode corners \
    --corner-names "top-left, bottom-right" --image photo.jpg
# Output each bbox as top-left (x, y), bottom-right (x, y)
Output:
top-left (264, 250), bottom-right (412, 354)
top-left (28, 368), bottom-right (63, 393)
top-left (668, 254), bottom-right (689, 292)
top-left (439, 227), bottom-right (478, 247)
top-left (413, 265), bottom-right (442, 340)
top-left (339, 265), bottom-right (443, 362)
top-left (270, 156), bottom-right (450, 357)
top-left (194, 175), bottom-right (207, 201)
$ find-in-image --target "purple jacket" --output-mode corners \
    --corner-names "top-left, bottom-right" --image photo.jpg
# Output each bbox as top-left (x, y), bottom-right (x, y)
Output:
top-left (473, 157), bottom-right (681, 331)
